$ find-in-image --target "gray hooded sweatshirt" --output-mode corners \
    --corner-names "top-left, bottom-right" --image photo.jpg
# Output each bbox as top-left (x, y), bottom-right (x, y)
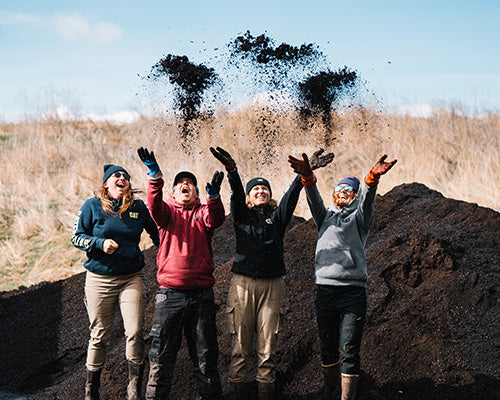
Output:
top-left (305, 180), bottom-right (377, 287)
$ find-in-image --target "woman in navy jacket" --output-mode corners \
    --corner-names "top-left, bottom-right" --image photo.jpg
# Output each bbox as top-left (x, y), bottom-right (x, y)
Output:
top-left (72, 164), bottom-right (159, 400)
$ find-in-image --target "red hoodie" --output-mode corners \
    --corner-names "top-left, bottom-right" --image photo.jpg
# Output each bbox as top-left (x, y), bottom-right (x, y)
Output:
top-left (147, 177), bottom-right (225, 290)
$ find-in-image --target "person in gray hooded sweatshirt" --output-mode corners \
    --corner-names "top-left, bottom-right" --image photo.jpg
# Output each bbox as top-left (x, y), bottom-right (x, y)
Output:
top-left (287, 153), bottom-right (397, 400)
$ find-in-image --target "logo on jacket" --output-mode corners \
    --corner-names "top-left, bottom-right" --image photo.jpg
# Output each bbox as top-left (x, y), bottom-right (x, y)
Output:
top-left (129, 212), bottom-right (139, 219)
top-left (265, 218), bottom-right (273, 225)
top-left (193, 213), bottom-right (201, 221)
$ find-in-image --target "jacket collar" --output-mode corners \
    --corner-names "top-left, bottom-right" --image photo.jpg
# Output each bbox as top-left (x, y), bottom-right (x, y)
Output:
top-left (168, 196), bottom-right (201, 210)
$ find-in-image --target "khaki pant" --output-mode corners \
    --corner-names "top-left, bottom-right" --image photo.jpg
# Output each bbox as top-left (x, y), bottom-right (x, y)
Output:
top-left (85, 270), bottom-right (145, 371)
top-left (226, 274), bottom-right (285, 384)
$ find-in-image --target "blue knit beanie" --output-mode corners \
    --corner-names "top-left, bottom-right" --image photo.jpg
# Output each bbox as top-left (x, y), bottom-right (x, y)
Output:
top-left (103, 164), bottom-right (129, 184)
top-left (336, 176), bottom-right (360, 192)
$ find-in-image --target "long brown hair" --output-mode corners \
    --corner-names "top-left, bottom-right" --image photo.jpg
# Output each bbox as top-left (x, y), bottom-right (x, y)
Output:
top-left (95, 185), bottom-right (141, 217)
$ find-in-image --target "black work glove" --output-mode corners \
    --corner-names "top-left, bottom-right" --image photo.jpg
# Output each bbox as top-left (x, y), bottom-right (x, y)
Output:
top-left (137, 147), bottom-right (160, 175)
top-left (206, 171), bottom-right (224, 197)
top-left (310, 148), bottom-right (335, 170)
top-left (210, 146), bottom-right (236, 171)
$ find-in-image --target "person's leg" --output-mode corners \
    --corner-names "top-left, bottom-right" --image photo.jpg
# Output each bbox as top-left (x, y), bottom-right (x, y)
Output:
top-left (255, 277), bottom-right (285, 389)
top-left (145, 289), bottom-right (185, 400)
top-left (227, 275), bottom-right (257, 384)
top-left (118, 271), bottom-right (146, 400)
top-left (84, 271), bottom-right (120, 399)
top-left (85, 271), bottom-right (120, 371)
top-left (185, 288), bottom-right (222, 399)
top-left (339, 287), bottom-right (366, 400)
top-left (315, 285), bottom-right (342, 398)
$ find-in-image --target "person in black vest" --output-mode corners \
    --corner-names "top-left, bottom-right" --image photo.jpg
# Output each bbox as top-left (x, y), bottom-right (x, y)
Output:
top-left (72, 164), bottom-right (159, 400)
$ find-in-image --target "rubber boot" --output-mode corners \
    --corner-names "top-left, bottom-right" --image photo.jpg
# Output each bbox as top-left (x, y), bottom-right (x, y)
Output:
top-left (228, 381), bottom-right (246, 400)
top-left (322, 362), bottom-right (340, 399)
top-left (341, 374), bottom-right (359, 400)
top-left (85, 369), bottom-right (101, 400)
top-left (257, 381), bottom-right (275, 400)
top-left (127, 361), bottom-right (144, 400)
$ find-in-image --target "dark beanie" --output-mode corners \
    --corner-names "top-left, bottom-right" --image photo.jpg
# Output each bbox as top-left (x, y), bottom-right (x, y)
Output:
top-left (246, 177), bottom-right (272, 197)
top-left (103, 164), bottom-right (129, 184)
top-left (336, 176), bottom-right (360, 192)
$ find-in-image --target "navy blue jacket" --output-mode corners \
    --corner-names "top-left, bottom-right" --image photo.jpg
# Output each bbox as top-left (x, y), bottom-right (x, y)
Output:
top-left (228, 170), bottom-right (303, 278)
top-left (72, 196), bottom-right (159, 275)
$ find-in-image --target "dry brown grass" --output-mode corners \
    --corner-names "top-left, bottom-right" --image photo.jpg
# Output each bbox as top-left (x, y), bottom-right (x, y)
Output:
top-left (0, 106), bottom-right (498, 291)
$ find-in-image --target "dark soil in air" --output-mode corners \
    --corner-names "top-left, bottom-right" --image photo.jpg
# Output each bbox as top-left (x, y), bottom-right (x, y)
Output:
top-left (1, 183), bottom-right (499, 400)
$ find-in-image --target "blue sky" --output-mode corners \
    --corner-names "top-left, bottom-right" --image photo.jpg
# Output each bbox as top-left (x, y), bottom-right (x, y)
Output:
top-left (1, 0), bottom-right (499, 121)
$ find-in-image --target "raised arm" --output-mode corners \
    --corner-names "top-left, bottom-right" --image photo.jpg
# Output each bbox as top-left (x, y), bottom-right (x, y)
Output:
top-left (137, 147), bottom-right (170, 227)
top-left (210, 146), bottom-right (248, 221)
top-left (288, 150), bottom-right (334, 228)
top-left (357, 154), bottom-right (397, 228)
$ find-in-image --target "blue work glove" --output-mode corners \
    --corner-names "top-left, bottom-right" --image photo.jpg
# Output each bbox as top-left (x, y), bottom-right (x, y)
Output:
top-left (205, 171), bottom-right (224, 197)
top-left (137, 147), bottom-right (160, 175)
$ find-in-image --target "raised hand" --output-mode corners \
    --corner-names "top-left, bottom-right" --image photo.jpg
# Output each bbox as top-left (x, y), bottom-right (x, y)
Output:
top-left (288, 153), bottom-right (313, 177)
top-left (310, 148), bottom-right (335, 170)
top-left (206, 171), bottom-right (224, 197)
top-left (365, 154), bottom-right (397, 186)
top-left (137, 147), bottom-right (160, 175)
top-left (210, 146), bottom-right (236, 171)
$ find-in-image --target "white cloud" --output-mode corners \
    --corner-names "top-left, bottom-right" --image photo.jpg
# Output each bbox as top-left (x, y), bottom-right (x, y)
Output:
top-left (85, 110), bottom-right (140, 123)
top-left (393, 104), bottom-right (435, 118)
top-left (0, 11), bottom-right (122, 44)
top-left (52, 12), bottom-right (123, 44)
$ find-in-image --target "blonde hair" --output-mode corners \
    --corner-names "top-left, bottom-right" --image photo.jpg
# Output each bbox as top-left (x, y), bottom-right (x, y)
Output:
top-left (95, 185), bottom-right (141, 217)
top-left (246, 196), bottom-right (278, 210)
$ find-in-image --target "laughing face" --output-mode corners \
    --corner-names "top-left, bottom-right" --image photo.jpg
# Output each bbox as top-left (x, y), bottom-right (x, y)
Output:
top-left (105, 171), bottom-right (130, 199)
top-left (333, 184), bottom-right (356, 208)
top-left (173, 177), bottom-right (198, 205)
top-left (248, 184), bottom-right (271, 208)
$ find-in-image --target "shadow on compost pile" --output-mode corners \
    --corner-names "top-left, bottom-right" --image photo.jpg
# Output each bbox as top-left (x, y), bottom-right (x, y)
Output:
top-left (0, 183), bottom-right (498, 400)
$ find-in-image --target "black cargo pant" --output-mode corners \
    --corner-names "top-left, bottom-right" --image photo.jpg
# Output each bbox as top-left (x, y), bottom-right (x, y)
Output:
top-left (146, 287), bottom-right (222, 400)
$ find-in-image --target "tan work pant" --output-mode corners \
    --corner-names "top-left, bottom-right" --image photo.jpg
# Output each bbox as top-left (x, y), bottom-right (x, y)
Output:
top-left (226, 274), bottom-right (286, 384)
top-left (85, 270), bottom-right (145, 371)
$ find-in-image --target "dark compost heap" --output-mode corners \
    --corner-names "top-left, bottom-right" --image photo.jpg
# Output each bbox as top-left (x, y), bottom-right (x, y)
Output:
top-left (1, 183), bottom-right (499, 400)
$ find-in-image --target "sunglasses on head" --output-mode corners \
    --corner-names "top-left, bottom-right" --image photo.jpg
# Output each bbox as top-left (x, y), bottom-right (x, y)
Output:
top-left (113, 171), bottom-right (130, 180)
top-left (334, 185), bottom-right (354, 193)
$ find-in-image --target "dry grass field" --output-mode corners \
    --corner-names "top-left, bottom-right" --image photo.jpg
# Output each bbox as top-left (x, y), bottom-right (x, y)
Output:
top-left (0, 106), bottom-right (498, 291)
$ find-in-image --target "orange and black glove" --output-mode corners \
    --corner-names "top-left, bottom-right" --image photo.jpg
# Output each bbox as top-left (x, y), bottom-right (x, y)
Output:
top-left (365, 154), bottom-right (397, 186)
top-left (210, 146), bottom-right (236, 171)
top-left (288, 153), bottom-right (317, 187)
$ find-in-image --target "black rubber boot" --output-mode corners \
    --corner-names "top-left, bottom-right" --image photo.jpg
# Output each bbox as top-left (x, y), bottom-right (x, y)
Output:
top-left (85, 369), bottom-right (101, 400)
top-left (127, 361), bottom-right (144, 400)
top-left (322, 362), bottom-right (341, 399)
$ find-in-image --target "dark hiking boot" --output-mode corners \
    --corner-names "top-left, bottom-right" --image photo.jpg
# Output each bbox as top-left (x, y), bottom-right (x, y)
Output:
top-left (85, 369), bottom-right (101, 400)
top-left (227, 381), bottom-right (245, 400)
top-left (257, 381), bottom-right (275, 400)
top-left (127, 361), bottom-right (144, 400)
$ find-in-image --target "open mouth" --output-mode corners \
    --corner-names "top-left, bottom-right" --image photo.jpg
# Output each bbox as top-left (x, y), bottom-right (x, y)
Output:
top-left (116, 182), bottom-right (126, 189)
top-left (181, 186), bottom-right (190, 194)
